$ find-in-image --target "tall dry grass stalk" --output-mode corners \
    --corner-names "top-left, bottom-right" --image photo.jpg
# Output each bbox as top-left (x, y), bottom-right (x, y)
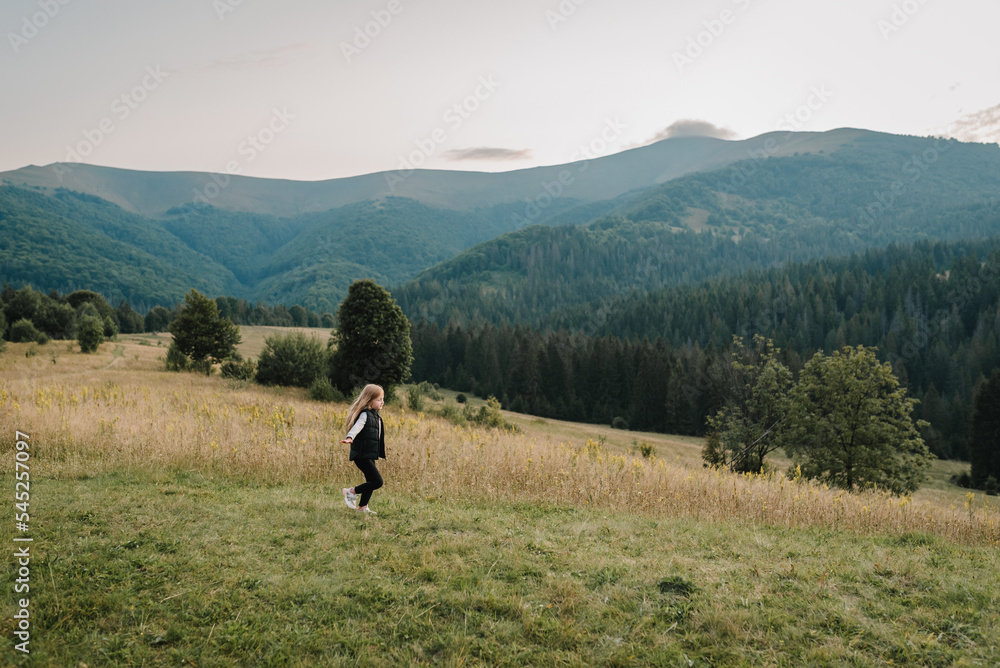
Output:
top-left (1, 341), bottom-right (998, 546)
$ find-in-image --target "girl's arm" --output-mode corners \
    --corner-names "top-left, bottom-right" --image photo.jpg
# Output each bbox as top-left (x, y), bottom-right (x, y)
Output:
top-left (340, 411), bottom-right (368, 443)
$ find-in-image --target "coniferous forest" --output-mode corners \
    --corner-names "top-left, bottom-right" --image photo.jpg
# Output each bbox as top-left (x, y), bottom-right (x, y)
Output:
top-left (408, 237), bottom-right (1000, 461)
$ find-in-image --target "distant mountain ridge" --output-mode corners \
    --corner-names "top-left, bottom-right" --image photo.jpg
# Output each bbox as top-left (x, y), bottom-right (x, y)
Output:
top-left (2, 128), bottom-right (998, 315)
top-left (394, 132), bottom-right (1000, 329)
top-left (0, 129), bottom-right (865, 218)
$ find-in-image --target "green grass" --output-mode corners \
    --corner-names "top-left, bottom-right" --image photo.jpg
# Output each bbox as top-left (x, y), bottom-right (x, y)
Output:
top-left (2, 470), bottom-right (998, 667)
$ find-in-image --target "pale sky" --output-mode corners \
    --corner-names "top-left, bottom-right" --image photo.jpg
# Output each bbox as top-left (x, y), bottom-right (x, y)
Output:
top-left (2, 0), bottom-right (998, 181)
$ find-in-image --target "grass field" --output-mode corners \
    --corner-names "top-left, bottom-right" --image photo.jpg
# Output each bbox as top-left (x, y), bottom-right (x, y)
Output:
top-left (1, 329), bottom-right (998, 666)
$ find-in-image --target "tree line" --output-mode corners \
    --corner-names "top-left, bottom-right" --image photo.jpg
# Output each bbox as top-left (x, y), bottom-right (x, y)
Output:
top-left (0, 284), bottom-right (335, 347)
top-left (407, 238), bottom-right (1000, 463)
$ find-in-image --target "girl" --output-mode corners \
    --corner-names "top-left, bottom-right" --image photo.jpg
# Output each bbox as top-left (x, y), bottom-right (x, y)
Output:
top-left (341, 384), bottom-right (386, 515)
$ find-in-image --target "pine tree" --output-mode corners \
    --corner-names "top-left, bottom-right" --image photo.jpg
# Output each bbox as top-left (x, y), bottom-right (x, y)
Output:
top-left (329, 279), bottom-right (413, 397)
top-left (969, 369), bottom-right (1000, 490)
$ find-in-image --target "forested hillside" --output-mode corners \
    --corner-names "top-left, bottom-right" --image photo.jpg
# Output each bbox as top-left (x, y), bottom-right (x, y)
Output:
top-left (0, 187), bottom-right (520, 312)
top-left (409, 237), bottom-right (1000, 459)
top-left (396, 135), bottom-right (1000, 328)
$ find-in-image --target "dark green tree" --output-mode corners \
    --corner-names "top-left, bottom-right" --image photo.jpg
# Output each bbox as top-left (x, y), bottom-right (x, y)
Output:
top-left (116, 300), bottom-right (145, 334)
top-left (329, 279), bottom-right (412, 397)
top-left (704, 335), bottom-right (792, 473)
top-left (168, 289), bottom-right (241, 372)
top-left (783, 346), bottom-right (933, 495)
top-left (8, 318), bottom-right (43, 343)
top-left (4, 287), bottom-right (41, 325)
top-left (35, 300), bottom-right (76, 339)
top-left (969, 369), bottom-right (1000, 490)
top-left (145, 306), bottom-right (171, 332)
top-left (77, 315), bottom-right (104, 353)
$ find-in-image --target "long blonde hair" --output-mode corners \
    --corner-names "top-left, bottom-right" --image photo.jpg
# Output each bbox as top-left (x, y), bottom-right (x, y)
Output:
top-left (346, 384), bottom-right (384, 430)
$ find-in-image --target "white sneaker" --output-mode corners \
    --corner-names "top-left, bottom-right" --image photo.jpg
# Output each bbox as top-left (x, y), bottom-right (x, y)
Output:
top-left (343, 488), bottom-right (358, 510)
top-left (356, 507), bottom-right (377, 515)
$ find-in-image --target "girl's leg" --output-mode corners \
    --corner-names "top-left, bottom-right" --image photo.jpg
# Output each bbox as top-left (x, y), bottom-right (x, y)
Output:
top-left (353, 458), bottom-right (383, 508)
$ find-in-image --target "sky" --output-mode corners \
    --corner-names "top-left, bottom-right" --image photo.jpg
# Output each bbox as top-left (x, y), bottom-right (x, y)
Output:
top-left (2, 0), bottom-right (999, 181)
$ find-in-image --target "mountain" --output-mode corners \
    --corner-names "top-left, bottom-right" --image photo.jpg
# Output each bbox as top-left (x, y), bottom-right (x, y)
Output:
top-left (3, 129), bottom-right (999, 314)
top-left (394, 132), bottom-right (1000, 329)
top-left (0, 130), bottom-right (862, 218)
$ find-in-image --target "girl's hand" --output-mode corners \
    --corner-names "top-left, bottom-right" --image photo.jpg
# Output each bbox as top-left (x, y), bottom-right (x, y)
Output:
top-left (341, 437), bottom-right (353, 444)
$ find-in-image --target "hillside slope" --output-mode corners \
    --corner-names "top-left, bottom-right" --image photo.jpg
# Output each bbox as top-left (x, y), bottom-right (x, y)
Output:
top-left (396, 133), bottom-right (1000, 328)
top-left (0, 130), bottom-right (864, 218)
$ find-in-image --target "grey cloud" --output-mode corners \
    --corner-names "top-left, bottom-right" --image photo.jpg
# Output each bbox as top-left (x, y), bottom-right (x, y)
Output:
top-left (442, 147), bottom-right (533, 161)
top-left (650, 119), bottom-right (737, 141)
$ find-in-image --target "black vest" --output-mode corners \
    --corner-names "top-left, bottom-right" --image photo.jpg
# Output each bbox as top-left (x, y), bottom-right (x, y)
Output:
top-left (349, 409), bottom-right (385, 461)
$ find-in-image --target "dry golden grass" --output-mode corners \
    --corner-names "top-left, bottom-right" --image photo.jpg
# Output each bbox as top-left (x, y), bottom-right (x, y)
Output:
top-left (1, 337), bottom-right (998, 546)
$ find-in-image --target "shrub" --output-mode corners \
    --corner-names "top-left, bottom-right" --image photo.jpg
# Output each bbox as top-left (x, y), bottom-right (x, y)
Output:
top-left (256, 332), bottom-right (327, 388)
top-left (309, 377), bottom-right (345, 403)
top-left (9, 318), bottom-right (43, 343)
top-left (611, 416), bottom-right (629, 430)
top-left (438, 403), bottom-right (468, 427)
top-left (407, 385), bottom-right (425, 412)
top-left (464, 396), bottom-right (516, 431)
top-left (417, 381), bottom-right (443, 401)
top-left (221, 357), bottom-right (257, 381)
top-left (165, 342), bottom-right (189, 371)
top-left (456, 393), bottom-right (467, 404)
top-left (77, 315), bottom-right (105, 353)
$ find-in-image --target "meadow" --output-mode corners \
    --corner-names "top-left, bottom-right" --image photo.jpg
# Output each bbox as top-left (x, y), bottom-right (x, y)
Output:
top-left (1, 329), bottom-right (998, 666)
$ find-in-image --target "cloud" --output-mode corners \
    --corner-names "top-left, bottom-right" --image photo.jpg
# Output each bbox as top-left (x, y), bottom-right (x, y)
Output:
top-left (442, 147), bottom-right (533, 162)
top-left (650, 119), bottom-right (738, 142)
top-left (946, 103), bottom-right (1000, 144)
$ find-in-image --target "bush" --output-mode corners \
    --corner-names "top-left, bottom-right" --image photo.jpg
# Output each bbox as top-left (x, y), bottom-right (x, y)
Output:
top-left (456, 393), bottom-right (467, 404)
top-left (417, 381), bottom-right (443, 401)
top-left (407, 385), bottom-right (425, 412)
top-left (190, 358), bottom-right (215, 375)
top-left (165, 342), bottom-right (189, 371)
top-left (76, 314), bottom-right (104, 353)
top-left (611, 416), bottom-right (629, 430)
top-left (985, 476), bottom-right (1000, 497)
top-left (438, 403), bottom-right (468, 427)
top-left (9, 318), bottom-right (43, 343)
top-left (464, 396), bottom-right (516, 431)
top-left (221, 357), bottom-right (257, 381)
top-left (309, 377), bottom-right (345, 403)
top-left (256, 332), bottom-right (326, 388)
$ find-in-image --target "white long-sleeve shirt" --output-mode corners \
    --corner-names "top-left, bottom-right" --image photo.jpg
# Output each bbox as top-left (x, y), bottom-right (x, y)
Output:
top-left (346, 411), bottom-right (382, 441)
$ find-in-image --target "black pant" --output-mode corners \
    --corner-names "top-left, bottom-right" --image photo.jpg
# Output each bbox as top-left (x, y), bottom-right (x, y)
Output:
top-left (353, 458), bottom-right (383, 508)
